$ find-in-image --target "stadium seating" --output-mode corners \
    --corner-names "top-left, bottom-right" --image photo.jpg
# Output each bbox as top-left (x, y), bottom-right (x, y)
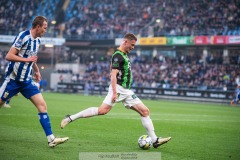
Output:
top-left (0, 0), bottom-right (239, 38)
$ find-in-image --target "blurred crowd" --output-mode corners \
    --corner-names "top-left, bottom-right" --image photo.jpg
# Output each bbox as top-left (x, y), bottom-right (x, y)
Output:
top-left (150, 0), bottom-right (240, 36)
top-left (0, 50), bottom-right (7, 74)
top-left (64, 0), bottom-right (240, 38)
top-left (0, 0), bottom-right (240, 38)
top-left (0, 0), bottom-right (38, 35)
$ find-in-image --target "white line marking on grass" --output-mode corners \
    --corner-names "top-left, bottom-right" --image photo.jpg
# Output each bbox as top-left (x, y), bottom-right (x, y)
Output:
top-left (108, 113), bottom-right (227, 117)
top-left (1, 113), bottom-right (239, 123)
top-left (103, 116), bottom-right (240, 123)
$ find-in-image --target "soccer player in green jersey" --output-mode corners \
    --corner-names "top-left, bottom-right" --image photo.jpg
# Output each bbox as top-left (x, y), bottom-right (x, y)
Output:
top-left (61, 33), bottom-right (171, 148)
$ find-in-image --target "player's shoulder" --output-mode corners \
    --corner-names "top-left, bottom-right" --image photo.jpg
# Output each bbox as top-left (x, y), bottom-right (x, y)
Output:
top-left (15, 30), bottom-right (31, 43)
top-left (112, 50), bottom-right (124, 57)
top-left (112, 52), bottom-right (124, 63)
top-left (13, 30), bottom-right (31, 49)
top-left (18, 30), bottom-right (31, 39)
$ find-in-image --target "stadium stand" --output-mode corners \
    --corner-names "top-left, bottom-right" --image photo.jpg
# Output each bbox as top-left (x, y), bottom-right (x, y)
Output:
top-left (0, 0), bottom-right (239, 38)
top-left (0, 0), bottom-right (38, 35)
top-left (62, 0), bottom-right (240, 38)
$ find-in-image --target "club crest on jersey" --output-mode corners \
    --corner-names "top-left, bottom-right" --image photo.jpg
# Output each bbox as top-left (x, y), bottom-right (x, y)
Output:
top-left (112, 57), bottom-right (119, 67)
top-left (15, 38), bottom-right (23, 48)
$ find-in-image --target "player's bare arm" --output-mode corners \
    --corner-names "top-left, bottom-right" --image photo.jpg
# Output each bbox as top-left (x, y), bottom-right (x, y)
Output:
top-left (110, 69), bottom-right (119, 102)
top-left (33, 63), bottom-right (42, 82)
top-left (6, 47), bottom-right (38, 63)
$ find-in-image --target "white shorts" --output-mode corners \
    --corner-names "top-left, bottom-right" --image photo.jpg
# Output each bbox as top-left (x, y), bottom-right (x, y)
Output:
top-left (103, 84), bottom-right (142, 108)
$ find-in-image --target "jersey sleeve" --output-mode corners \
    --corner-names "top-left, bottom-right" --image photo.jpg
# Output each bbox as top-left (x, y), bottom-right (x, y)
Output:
top-left (12, 33), bottom-right (26, 50)
top-left (111, 53), bottom-right (124, 70)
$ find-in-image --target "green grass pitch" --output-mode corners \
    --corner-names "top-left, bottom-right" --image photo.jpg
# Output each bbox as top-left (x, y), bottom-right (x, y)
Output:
top-left (0, 92), bottom-right (240, 160)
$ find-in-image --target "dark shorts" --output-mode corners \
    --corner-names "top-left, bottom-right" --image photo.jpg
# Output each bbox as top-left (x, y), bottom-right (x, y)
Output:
top-left (0, 79), bottom-right (40, 101)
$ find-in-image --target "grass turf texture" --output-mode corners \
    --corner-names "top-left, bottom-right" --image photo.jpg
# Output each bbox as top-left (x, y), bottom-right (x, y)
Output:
top-left (0, 92), bottom-right (240, 160)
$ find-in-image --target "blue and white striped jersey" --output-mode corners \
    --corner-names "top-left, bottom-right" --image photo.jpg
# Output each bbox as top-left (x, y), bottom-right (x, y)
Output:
top-left (5, 30), bottom-right (41, 81)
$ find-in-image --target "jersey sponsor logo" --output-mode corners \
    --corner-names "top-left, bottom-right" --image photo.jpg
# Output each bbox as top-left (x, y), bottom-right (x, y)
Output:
top-left (128, 62), bottom-right (131, 70)
top-left (26, 50), bottom-right (38, 56)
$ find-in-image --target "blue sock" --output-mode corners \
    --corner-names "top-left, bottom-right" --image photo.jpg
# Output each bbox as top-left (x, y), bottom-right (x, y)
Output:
top-left (38, 113), bottom-right (53, 136)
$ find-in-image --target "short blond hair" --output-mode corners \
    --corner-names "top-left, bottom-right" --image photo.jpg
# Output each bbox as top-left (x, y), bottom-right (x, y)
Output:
top-left (32, 16), bottom-right (47, 28)
top-left (124, 33), bottom-right (137, 41)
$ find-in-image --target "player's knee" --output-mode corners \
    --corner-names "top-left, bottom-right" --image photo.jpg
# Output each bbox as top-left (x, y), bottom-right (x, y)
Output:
top-left (142, 108), bottom-right (150, 117)
top-left (98, 108), bottom-right (109, 115)
top-left (36, 104), bottom-right (47, 113)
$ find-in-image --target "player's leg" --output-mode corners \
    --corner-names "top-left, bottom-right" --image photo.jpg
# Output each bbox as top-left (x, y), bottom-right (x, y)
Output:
top-left (0, 99), bottom-right (4, 108)
top-left (61, 85), bottom-right (115, 129)
top-left (131, 103), bottom-right (158, 141)
top-left (71, 102), bottom-right (112, 119)
top-left (0, 80), bottom-right (18, 108)
top-left (30, 93), bottom-right (53, 141)
top-left (30, 93), bottom-right (69, 147)
top-left (21, 79), bottom-right (68, 147)
top-left (4, 98), bottom-right (11, 108)
top-left (131, 102), bottom-right (171, 148)
top-left (30, 93), bottom-right (47, 112)
top-left (0, 81), bottom-right (7, 108)
top-left (116, 86), bottom-right (169, 147)
top-left (60, 103), bottom-right (112, 129)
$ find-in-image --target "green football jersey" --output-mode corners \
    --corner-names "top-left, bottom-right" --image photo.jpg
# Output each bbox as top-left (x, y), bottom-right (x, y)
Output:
top-left (111, 50), bottom-right (132, 89)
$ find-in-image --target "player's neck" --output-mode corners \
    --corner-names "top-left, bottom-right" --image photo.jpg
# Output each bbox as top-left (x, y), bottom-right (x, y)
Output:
top-left (117, 47), bottom-right (127, 54)
top-left (30, 29), bottom-right (37, 39)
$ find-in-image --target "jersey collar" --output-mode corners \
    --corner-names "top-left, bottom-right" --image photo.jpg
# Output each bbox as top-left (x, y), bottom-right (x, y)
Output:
top-left (117, 48), bottom-right (127, 54)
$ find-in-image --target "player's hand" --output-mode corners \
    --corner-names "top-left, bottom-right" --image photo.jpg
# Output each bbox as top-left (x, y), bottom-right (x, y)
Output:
top-left (27, 56), bottom-right (38, 63)
top-left (230, 100), bottom-right (234, 106)
top-left (35, 72), bottom-right (42, 82)
top-left (111, 93), bottom-right (117, 103)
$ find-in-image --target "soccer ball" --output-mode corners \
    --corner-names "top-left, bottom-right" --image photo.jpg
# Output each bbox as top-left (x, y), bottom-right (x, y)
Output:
top-left (138, 135), bottom-right (152, 150)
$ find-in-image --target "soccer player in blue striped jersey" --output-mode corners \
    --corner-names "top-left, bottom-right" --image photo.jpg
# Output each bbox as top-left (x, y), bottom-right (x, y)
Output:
top-left (0, 16), bottom-right (68, 147)
top-left (61, 33), bottom-right (171, 148)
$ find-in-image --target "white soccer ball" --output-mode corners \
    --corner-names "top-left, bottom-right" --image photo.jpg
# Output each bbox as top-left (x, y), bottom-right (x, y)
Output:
top-left (138, 135), bottom-right (152, 150)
